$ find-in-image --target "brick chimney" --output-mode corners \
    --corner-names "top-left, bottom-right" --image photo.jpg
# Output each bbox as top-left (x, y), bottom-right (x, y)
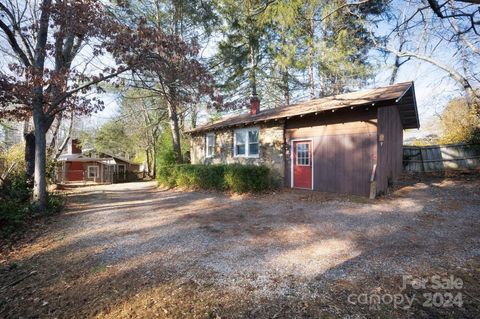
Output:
top-left (70, 138), bottom-right (82, 154)
top-left (250, 94), bottom-right (260, 115)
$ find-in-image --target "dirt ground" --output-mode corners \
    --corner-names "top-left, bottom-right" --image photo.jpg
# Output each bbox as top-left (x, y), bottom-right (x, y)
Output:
top-left (1, 173), bottom-right (479, 318)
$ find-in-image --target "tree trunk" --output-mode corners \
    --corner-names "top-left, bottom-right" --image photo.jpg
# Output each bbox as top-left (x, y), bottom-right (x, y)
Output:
top-left (167, 96), bottom-right (183, 164)
top-left (308, 62), bottom-right (315, 98)
top-left (24, 111), bottom-right (57, 177)
top-left (283, 69), bottom-right (290, 105)
top-left (191, 104), bottom-right (197, 129)
top-left (389, 56), bottom-right (401, 85)
top-left (249, 45), bottom-right (257, 96)
top-left (145, 148), bottom-right (151, 177)
top-left (308, 17), bottom-right (316, 99)
top-left (55, 112), bottom-right (74, 159)
top-left (151, 142), bottom-right (157, 179)
top-left (32, 107), bottom-right (47, 211)
top-left (48, 113), bottom-right (63, 154)
top-left (24, 131), bottom-right (35, 179)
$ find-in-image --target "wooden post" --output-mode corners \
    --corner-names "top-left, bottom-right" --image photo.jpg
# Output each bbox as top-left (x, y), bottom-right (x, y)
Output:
top-left (62, 161), bottom-right (66, 183)
top-left (369, 164), bottom-right (377, 199)
top-left (420, 147), bottom-right (426, 172)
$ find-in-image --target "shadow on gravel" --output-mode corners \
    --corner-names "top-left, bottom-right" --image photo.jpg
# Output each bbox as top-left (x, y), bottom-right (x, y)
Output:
top-left (0, 175), bottom-right (479, 318)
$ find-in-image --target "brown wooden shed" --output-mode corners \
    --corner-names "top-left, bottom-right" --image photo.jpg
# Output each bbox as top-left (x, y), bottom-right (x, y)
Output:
top-left (187, 82), bottom-right (419, 197)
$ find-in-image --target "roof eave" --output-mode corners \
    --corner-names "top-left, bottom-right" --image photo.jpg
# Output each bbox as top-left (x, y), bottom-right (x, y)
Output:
top-left (186, 101), bottom-right (392, 134)
top-left (395, 83), bottom-right (420, 130)
top-left (187, 82), bottom-right (420, 133)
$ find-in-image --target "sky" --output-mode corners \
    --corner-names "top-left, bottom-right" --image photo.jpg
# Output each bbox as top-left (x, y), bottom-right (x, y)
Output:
top-left (86, 1), bottom-right (477, 143)
top-left (1, 1), bottom-right (476, 142)
top-left (90, 43), bottom-right (466, 141)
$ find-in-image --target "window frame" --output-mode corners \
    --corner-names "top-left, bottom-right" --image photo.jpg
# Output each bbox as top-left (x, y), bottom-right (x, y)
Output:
top-left (205, 133), bottom-right (215, 158)
top-left (87, 165), bottom-right (99, 178)
top-left (295, 143), bottom-right (311, 166)
top-left (233, 127), bottom-right (260, 158)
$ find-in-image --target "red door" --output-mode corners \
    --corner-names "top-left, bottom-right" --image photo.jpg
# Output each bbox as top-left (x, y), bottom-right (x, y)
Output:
top-left (293, 140), bottom-right (313, 189)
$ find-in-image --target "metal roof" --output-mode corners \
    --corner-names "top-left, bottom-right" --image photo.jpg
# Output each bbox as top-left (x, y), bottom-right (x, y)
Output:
top-left (187, 82), bottom-right (420, 133)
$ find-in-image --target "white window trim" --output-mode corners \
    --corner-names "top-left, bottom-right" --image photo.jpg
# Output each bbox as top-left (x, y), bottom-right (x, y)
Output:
top-left (205, 133), bottom-right (215, 158)
top-left (87, 165), bottom-right (99, 178)
top-left (233, 127), bottom-right (260, 158)
top-left (295, 143), bottom-right (311, 166)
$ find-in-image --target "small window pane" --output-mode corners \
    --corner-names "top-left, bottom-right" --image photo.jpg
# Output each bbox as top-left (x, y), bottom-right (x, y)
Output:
top-left (248, 130), bottom-right (258, 143)
top-left (236, 144), bottom-right (246, 155)
top-left (296, 143), bottom-right (310, 166)
top-left (88, 167), bottom-right (98, 178)
top-left (206, 135), bottom-right (215, 157)
top-left (235, 131), bottom-right (246, 155)
top-left (236, 132), bottom-right (245, 144)
top-left (249, 143), bottom-right (259, 155)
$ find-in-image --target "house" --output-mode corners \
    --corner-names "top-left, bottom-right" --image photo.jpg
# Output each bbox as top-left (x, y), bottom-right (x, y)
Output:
top-left (56, 139), bottom-right (141, 184)
top-left (187, 82), bottom-right (420, 197)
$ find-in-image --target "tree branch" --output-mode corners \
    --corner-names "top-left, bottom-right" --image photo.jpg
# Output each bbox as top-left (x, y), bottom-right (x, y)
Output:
top-left (381, 45), bottom-right (478, 102)
top-left (46, 68), bottom-right (130, 117)
top-left (0, 19), bottom-right (31, 67)
top-left (0, 3), bottom-right (34, 64)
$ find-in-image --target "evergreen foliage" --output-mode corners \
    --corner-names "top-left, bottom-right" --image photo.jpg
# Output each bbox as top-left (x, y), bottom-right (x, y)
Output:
top-left (157, 164), bottom-right (275, 193)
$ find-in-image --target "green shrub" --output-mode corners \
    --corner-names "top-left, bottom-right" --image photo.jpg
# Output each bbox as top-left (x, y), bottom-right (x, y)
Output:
top-left (47, 193), bottom-right (64, 214)
top-left (0, 173), bottom-right (32, 235)
top-left (157, 164), bottom-right (275, 193)
top-left (156, 125), bottom-right (190, 166)
top-left (0, 173), bottom-right (64, 236)
top-left (224, 164), bottom-right (272, 193)
top-left (0, 200), bottom-right (30, 234)
top-left (1, 173), bottom-right (31, 203)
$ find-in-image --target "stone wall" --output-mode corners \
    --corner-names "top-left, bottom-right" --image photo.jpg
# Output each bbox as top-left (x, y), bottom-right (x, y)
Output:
top-left (190, 121), bottom-right (286, 182)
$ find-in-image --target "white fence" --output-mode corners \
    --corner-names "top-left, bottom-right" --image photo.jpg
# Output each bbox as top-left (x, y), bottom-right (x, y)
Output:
top-left (403, 143), bottom-right (480, 172)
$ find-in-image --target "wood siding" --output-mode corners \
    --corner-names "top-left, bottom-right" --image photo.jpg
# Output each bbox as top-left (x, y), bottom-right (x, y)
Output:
top-left (285, 108), bottom-right (378, 196)
top-left (376, 105), bottom-right (403, 194)
top-left (191, 103), bottom-right (406, 197)
top-left (403, 143), bottom-right (480, 172)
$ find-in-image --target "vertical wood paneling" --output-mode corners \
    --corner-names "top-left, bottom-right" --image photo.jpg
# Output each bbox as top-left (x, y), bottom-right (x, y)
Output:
top-left (311, 133), bottom-right (376, 196)
top-left (377, 105), bottom-right (403, 194)
top-left (284, 108), bottom-right (379, 197)
top-left (403, 143), bottom-right (480, 172)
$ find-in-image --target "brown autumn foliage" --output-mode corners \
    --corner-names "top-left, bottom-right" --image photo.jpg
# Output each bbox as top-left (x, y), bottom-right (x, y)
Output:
top-left (0, 0), bottom-right (219, 209)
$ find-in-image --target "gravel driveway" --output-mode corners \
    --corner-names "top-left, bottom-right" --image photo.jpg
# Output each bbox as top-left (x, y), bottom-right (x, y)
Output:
top-left (1, 174), bottom-right (479, 318)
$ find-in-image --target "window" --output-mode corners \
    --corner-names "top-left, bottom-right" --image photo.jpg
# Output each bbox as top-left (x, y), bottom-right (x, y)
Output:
top-left (206, 134), bottom-right (215, 158)
top-left (87, 166), bottom-right (99, 178)
top-left (234, 127), bottom-right (259, 157)
top-left (248, 130), bottom-right (259, 155)
top-left (117, 164), bottom-right (126, 174)
top-left (234, 131), bottom-right (246, 155)
top-left (296, 143), bottom-right (310, 166)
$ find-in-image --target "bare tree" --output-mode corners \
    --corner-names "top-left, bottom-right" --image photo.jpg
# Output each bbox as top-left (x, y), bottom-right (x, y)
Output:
top-left (0, 1), bottom-right (161, 210)
top-left (379, 1), bottom-right (479, 110)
